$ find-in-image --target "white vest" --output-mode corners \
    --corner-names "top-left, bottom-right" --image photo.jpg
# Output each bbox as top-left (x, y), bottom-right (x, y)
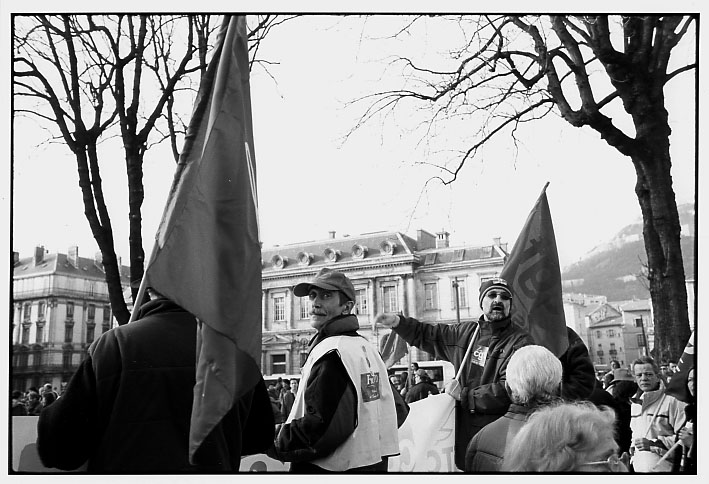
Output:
top-left (287, 335), bottom-right (400, 471)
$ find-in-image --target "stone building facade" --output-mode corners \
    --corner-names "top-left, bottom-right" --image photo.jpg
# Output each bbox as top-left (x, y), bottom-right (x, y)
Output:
top-left (260, 229), bottom-right (508, 377)
top-left (11, 246), bottom-right (130, 392)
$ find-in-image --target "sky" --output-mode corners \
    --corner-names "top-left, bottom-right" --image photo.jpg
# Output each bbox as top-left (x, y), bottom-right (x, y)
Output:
top-left (8, 14), bottom-right (697, 273)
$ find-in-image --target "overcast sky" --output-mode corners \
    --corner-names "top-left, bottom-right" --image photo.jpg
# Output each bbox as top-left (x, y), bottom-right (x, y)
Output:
top-left (9, 13), bottom-right (698, 272)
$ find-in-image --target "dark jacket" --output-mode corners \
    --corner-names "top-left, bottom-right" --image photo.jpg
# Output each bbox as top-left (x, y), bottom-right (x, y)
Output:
top-left (394, 315), bottom-right (533, 470)
top-left (271, 314), bottom-right (408, 473)
top-left (37, 297), bottom-right (274, 473)
top-left (405, 380), bottom-right (439, 404)
top-left (464, 403), bottom-right (534, 472)
top-left (558, 327), bottom-right (596, 401)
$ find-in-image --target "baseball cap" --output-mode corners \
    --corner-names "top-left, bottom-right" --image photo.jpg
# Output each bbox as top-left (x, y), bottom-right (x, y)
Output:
top-left (479, 277), bottom-right (512, 308)
top-left (293, 268), bottom-right (356, 302)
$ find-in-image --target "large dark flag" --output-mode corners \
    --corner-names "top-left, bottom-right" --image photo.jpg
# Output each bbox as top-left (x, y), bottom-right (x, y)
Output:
top-left (665, 331), bottom-right (695, 403)
top-left (142, 16), bottom-right (262, 463)
top-left (500, 184), bottom-right (568, 357)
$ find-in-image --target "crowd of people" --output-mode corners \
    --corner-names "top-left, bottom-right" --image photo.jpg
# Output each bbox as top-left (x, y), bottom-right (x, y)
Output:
top-left (19, 269), bottom-right (695, 474)
top-left (10, 383), bottom-right (58, 416)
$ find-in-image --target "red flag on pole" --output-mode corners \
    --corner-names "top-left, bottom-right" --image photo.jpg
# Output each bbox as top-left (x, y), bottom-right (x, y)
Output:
top-left (500, 183), bottom-right (568, 357)
top-left (665, 331), bottom-right (695, 403)
top-left (142, 15), bottom-right (262, 463)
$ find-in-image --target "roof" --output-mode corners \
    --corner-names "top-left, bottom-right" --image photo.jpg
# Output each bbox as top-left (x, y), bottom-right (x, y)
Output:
top-left (13, 252), bottom-right (130, 282)
top-left (589, 317), bottom-right (624, 329)
top-left (261, 230), bottom-right (505, 272)
top-left (616, 299), bottom-right (652, 311)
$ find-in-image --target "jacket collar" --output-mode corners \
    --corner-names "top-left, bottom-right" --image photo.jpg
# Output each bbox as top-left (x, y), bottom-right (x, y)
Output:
top-left (631, 380), bottom-right (666, 406)
top-left (136, 297), bottom-right (186, 320)
top-left (478, 314), bottom-right (512, 332)
top-left (308, 314), bottom-right (360, 351)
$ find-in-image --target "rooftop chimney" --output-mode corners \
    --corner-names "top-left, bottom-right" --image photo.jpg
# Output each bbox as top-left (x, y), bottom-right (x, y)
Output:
top-left (435, 230), bottom-right (450, 249)
top-left (68, 245), bottom-right (79, 268)
top-left (34, 245), bottom-right (46, 266)
top-left (328, 231), bottom-right (336, 239)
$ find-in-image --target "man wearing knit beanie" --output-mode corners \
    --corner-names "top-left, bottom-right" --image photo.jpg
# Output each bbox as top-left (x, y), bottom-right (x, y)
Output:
top-left (374, 276), bottom-right (533, 470)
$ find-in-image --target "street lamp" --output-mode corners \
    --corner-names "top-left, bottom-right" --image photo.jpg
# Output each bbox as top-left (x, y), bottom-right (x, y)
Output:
top-left (452, 277), bottom-right (461, 325)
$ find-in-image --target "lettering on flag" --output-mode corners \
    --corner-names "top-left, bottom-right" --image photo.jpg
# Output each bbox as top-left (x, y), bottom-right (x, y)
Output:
top-left (500, 184), bottom-right (568, 357)
top-left (389, 393), bottom-right (459, 472)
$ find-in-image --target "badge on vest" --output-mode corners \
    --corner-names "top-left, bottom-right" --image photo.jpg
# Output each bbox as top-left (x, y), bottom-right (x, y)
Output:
top-left (360, 372), bottom-right (381, 402)
top-left (471, 345), bottom-right (489, 367)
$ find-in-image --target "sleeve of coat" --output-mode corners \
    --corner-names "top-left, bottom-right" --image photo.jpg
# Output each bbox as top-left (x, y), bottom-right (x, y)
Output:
top-left (36, 355), bottom-right (99, 470)
top-left (394, 316), bottom-right (468, 363)
top-left (559, 330), bottom-right (596, 401)
top-left (656, 396), bottom-right (687, 451)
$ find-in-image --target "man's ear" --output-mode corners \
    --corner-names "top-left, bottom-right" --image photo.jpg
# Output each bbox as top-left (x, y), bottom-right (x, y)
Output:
top-left (343, 300), bottom-right (355, 314)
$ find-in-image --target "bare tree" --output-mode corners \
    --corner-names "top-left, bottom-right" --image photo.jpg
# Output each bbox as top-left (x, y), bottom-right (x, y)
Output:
top-left (13, 14), bottom-right (295, 324)
top-left (350, 15), bottom-right (695, 362)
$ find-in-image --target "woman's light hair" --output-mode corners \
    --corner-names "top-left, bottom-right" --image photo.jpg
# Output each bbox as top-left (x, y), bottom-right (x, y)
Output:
top-left (501, 402), bottom-right (617, 472)
top-left (506, 345), bottom-right (562, 405)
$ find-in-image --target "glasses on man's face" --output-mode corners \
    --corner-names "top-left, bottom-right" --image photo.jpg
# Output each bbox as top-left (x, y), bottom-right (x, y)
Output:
top-left (582, 452), bottom-right (630, 472)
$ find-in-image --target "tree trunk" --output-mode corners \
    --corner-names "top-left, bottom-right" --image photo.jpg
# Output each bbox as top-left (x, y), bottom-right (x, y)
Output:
top-left (632, 148), bottom-right (691, 363)
top-left (125, 144), bottom-right (147, 310)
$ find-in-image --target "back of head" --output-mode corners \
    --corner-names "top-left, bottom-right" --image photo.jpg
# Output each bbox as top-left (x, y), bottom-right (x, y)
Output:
top-left (502, 402), bottom-right (616, 472)
top-left (506, 345), bottom-right (562, 406)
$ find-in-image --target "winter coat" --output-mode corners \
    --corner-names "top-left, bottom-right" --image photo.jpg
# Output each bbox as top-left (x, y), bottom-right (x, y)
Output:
top-left (37, 297), bottom-right (274, 472)
top-left (394, 315), bottom-right (533, 470)
top-left (558, 327), bottom-right (596, 401)
top-left (270, 314), bottom-right (408, 473)
top-left (464, 403), bottom-right (534, 472)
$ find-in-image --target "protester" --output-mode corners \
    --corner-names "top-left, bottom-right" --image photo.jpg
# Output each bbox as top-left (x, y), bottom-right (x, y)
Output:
top-left (629, 355), bottom-right (686, 472)
top-left (40, 383), bottom-right (58, 400)
top-left (37, 288), bottom-right (274, 472)
top-left (673, 368), bottom-right (695, 473)
top-left (268, 268), bottom-right (400, 472)
top-left (659, 363), bottom-right (673, 386)
top-left (606, 369), bottom-right (638, 455)
top-left (26, 391), bottom-right (42, 416)
top-left (398, 371), bottom-right (409, 399)
top-left (40, 391), bottom-right (56, 411)
top-left (558, 327), bottom-right (596, 400)
top-left (289, 378), bottom-right (299, 396)
top-left (603, 360), bottom-right (621, 389)
top-left (375, 277), bottom-right (534, 470)
top-left (268, 383), bottom-right (284, 426)
top-left (465, 345), bottom-right (562, 472)
top-left (502, 402), bottom-right (629, 472)
top-left (11, 390), bottom-right (28, 416)
top-left (405, 369), bottom-right (439, 404)
top-left (279, 380), bottom-right (295, 421)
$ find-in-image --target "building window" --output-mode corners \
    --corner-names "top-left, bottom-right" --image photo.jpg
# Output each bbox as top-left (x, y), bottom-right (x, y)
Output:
top-left (66, 302), bottom-right (74, 318)
top-left (103, 305), bottom-right (111, 323)
top-left (595, 330), bottom-right (601, 339)
top-left (62, 350), bottom-right (72, 368)
top-left (36, 323), bottom-right (44, 344)
top-left (271, 354), bottom-right (286, 374)
top-left (355, 288), bottom-right (368, 314)
top-left (637, 334), bottom-right (646, 347)
top-left (23, 303), bottom-right (31, 321)
top-left (635, 317), bottom-right (643, 328)
top-left (21, 324), bottom-right (31, 345)
top-left (299, 297), bottom-right (311, 320)
top-left (451, 279), bottom-right (468, 309)
top-left (424, 282), bottom-right (438, 310)
top-left (102, 322), bottom-right (111, 334)
top-left (37, 301), bottom-right (45, 319)
top-left (86, 324), bottom-right (96, 344)
top-left (273, 295), bottom-right (285, 321)
top-left (383, 285), bottom-right (398, 313)
top-left (64, 323), bottom-right (74, 343)
top-left (607, 329), bottom-right (616, 338)
top-left (87, 304), bottom-right (96, 321)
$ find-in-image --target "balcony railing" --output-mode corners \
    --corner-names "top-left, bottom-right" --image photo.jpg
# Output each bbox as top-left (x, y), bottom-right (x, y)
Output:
top-left (596, 350), bottom-right (604, 356)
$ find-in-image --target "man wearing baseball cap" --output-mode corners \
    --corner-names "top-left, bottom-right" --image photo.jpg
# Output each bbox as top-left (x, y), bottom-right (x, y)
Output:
top-left (268, 268), bottom-right (400, 472)
top-left (375, 277), bottom-right (533, 470)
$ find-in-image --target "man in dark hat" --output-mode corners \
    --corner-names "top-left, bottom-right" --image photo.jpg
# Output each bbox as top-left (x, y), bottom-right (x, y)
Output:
top-left (268, 268), bottom-right (401, 472)
top-left (375, 277), bottom-right (533, 470)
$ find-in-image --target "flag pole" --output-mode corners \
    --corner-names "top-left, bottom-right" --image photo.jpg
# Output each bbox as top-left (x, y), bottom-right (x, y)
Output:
top-left (128, 240), bottom-right (159, 323)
